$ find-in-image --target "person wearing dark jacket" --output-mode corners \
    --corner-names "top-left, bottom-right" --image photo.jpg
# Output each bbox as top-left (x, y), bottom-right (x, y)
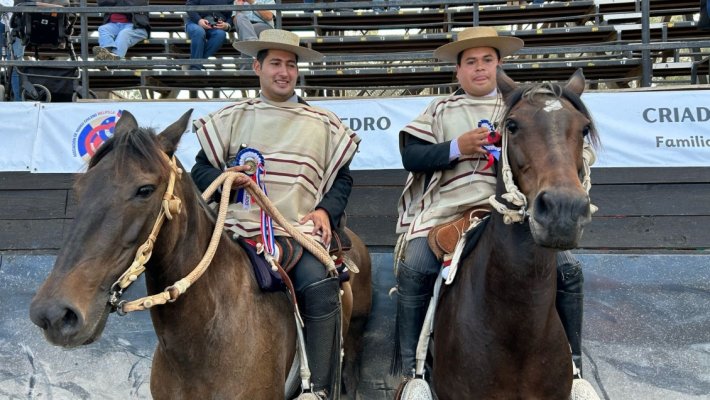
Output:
top-left (185, 0), bottom-right (232, 70)
top-left (191, 30), bottom-right (360, 399)
top-left (93, 0), bottom-right (150, 60)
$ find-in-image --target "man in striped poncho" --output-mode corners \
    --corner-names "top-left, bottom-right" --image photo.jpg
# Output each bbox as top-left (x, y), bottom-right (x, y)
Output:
top-left (191, 29), bottom-right (360, 400)
top-left (392, 26), bottom-right (591, 397)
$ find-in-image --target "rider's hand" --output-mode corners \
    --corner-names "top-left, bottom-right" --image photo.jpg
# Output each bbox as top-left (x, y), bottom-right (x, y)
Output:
top-left (456, 127), bottom-right (492, 155)
top-left (225, 165), bottom-right (252, 189)
top-left (299, 209), bottom-right (332, 245)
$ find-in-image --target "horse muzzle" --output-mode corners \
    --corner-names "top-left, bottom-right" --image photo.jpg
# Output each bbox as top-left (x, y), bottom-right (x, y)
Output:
top-left (29, 296), bottom-right (109, 347)
top-left (529, 189), bottom-right (592, 249)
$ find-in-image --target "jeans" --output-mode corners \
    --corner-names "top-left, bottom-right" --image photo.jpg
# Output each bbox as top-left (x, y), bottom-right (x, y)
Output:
top-left (1, 22), bottom-right (25, 101)
top-left (185, 21), bottom-right (226, 70)
top-left (97, 22), bottom-right (148, 58)
top-left (233, 13), bottom-right (272, 42)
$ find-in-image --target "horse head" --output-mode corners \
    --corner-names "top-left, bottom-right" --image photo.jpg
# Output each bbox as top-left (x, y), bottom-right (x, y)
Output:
top-left (495, 68), bottom-right (600, 249)
top-left (29, 109), bottom-right (193, 347)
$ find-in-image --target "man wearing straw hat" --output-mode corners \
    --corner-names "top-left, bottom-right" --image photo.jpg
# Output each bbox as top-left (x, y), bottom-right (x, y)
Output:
top-left (191, 29), bottom-right (360, 400)
top-left (392, 26), bottom-right (594, 398)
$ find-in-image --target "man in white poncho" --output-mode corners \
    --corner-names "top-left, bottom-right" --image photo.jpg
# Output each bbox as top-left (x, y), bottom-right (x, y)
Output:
top-left (191, 29), bottom-right (360, 400)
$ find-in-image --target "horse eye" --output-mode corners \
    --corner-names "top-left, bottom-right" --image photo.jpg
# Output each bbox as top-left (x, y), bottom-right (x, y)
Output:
top-left (582, 125), bottom-right (591, 137)
top-left (505, 119), bottom-right (518, 134)
top-left (136, 185), bottom-right (156, 198)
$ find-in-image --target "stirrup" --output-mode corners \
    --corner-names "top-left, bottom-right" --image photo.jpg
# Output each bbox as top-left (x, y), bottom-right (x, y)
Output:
top-left (295, 393), bottom-right (324, 400)
top-left (295, 389), bottom-right (327, 400)
top-left (398, 374), bottom-right (434, 400)
top-left (569, 378), bottom-right (601, 400)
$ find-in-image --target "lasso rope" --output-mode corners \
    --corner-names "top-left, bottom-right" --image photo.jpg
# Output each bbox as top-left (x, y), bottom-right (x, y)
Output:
top-left (110, 162), bottom-right (335, 314)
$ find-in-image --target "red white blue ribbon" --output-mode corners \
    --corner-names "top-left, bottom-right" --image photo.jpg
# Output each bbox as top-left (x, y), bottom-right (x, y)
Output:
top-left (229, 148), bottom-right (276, 257)
top-left (478, 119), bottom-right (501, 170)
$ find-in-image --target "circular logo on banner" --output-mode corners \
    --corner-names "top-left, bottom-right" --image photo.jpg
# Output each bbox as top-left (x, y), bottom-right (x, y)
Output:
top-left (72, 110), bottom-right (123, 161)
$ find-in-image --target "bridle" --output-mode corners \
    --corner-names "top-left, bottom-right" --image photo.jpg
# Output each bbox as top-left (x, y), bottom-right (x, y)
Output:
top-left (108, 152), bottom-right (336, 315)
top-left (108, 153), bottom-right (185, 315)
top-left (488, 88), bottom-right (597, 224)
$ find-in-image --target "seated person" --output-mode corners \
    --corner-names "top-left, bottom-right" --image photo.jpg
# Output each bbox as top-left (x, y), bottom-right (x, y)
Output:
top-left (232, 0), bottom-right (274, 42)
top-left (93, 0), bottom-right (151, 61)
top-left (1, 2), bottom-right (24, 100)
top-left (185, 0), bottom-right (232, 71)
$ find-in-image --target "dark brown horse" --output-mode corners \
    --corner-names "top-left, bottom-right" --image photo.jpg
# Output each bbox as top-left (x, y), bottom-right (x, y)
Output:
top-left (28, 110), bottom-right (372, 399)
top-left (432, 69), bottom-right (600, 399)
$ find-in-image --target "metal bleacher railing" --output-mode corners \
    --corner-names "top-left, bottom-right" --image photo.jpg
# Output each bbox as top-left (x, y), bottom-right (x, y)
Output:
top-left (1, 0), bottom-right (708, 99)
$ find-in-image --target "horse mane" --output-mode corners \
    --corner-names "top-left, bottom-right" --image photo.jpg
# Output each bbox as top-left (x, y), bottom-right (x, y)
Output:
top-left (503, 82), bottom-right (601, 149)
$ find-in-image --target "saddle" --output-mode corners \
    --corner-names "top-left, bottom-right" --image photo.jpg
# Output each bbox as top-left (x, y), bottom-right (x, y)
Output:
top-left (427, 206), bottom-right (492, 261)
top-left (241, 215), bottom-right (353, 292)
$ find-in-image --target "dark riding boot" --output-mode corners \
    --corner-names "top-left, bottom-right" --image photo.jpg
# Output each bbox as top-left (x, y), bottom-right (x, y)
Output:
top-left (556, 251), bottom-right (584, 378)
top-left (392, 262), bottom-right (438, 376)
top-left (299, 276), bottom-right (342, 398)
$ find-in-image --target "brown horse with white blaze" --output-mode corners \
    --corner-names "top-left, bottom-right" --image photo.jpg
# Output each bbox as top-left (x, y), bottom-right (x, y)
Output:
top-left (432, 69), bottom-right (600, 399)
top-left (28, 110), bottom-right (371, 399)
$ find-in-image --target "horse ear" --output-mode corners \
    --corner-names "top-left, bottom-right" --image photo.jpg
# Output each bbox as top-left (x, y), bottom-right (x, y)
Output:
top-left (114, 110), bottom-right (138, 137)
top-left (565, 69), bottom-right (586, 96)
top-left (158, 109), bottom-right (194, 155)
top-left (496, 66), bottom-right (517, 100)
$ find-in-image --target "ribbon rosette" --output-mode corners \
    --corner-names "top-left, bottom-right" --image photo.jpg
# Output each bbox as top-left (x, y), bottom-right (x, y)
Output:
top-left (478, 119), bottom-right (502, 170)
top-left (228, 148), bottom-right (276, 257)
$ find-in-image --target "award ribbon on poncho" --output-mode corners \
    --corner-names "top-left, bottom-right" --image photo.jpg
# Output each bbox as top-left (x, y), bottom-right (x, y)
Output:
top-left (228, 147), bottom-right (276, 257)
top-left (478, 119), bottom-right (502, 170)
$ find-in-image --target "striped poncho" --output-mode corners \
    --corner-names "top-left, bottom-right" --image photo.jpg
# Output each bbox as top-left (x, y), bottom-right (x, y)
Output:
top-left (194, 97), bottom-right (360, 239)
top-left (396, 92), bottom-right (503, 240)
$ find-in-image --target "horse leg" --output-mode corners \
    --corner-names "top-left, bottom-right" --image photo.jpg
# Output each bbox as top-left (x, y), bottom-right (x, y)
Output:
top-left (341, 230), bottom-right (372, 397)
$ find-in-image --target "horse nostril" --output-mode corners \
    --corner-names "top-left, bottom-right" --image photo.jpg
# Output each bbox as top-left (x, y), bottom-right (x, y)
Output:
top-left (30, 301), bottom-right (82, 336)
top-left (534, 191), bottom-right (552, 221)
top-left (61, 309), bottom-right (79, 331)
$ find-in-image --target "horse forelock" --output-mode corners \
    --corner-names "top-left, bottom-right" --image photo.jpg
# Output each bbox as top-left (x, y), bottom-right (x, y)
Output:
top-left (503, 82), bottom-right (600, 149)
top-left (77, 127), bottom-right (172, 193)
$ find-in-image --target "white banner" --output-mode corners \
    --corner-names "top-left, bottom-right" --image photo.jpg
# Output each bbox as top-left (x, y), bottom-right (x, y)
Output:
top-left (0, 102), bottom-right (40, 171)
top-left (1, 90), bottom-right (709, 173)
top-left (583, 90), bottom-right (710, 168)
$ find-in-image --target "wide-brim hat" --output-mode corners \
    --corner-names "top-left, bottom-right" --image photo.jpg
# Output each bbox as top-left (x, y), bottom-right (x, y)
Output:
top-left (433, 26), bottom-right (524, 62)
top-left (233, 29), bottom-right (324, 62)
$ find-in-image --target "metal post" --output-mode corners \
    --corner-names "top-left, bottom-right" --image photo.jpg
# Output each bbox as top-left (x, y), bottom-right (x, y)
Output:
top-left (641, 0), bottom-right (651, 87)
top-left (473, 0), bottom-right (479, 26)
top-left (275, 0), bottom-right (282, 29)
top-left (80, 0), bottom-right (89, 98)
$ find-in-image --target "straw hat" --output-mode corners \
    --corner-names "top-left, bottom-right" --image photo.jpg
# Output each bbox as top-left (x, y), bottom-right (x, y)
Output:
top-left (233, 29), bottom-right (324, 62)
top-left (433, 26), bottom-right (524, 62)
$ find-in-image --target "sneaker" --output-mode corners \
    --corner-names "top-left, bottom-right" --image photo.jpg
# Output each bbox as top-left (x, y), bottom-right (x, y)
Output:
top-left (93, 46), bottom-right (120, 61)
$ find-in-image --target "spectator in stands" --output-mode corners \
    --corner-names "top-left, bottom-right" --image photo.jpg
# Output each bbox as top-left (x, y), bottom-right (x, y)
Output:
top-left (92, 0), bottom-right (151, 61)
top-left (185, 0), bottom-right (232, 70)
top-left (700, 0), bottom-right (710, 30)
top-left (232, 0), bottom-right (274, 42)
top-left (191, 29), bottom-right (359, 400)
top-left (1, 0), bottom-right (24, 100)
top-left (391, 26), bottom-right (596, 397)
